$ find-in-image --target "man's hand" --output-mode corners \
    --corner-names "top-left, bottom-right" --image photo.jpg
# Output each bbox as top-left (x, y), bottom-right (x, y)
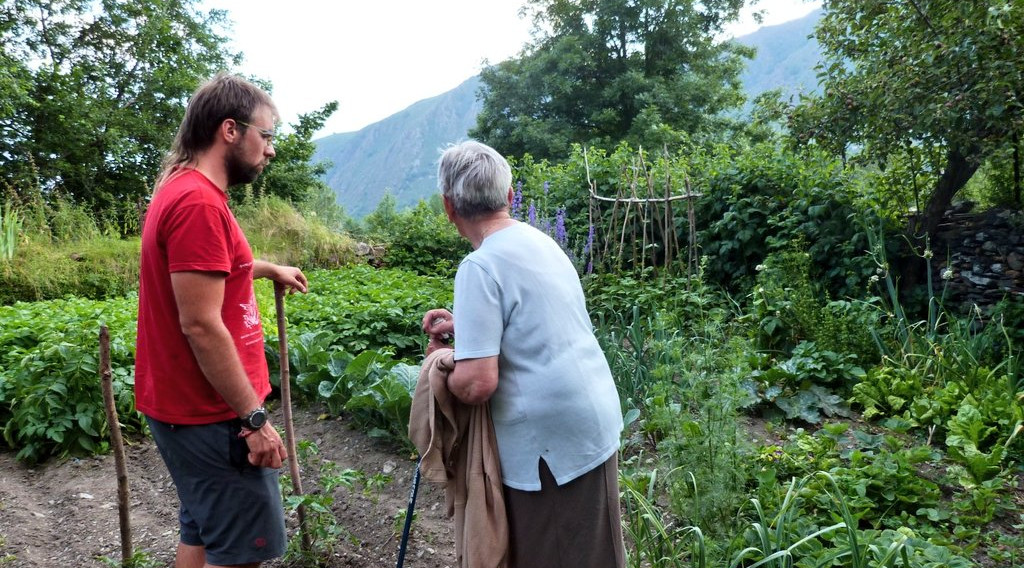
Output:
top-left (422, 308), bottom-right (454, 355)
top-left (243, 421), bottom-right (288, 469)
top-left (254, 260), bottom-right (308, 294)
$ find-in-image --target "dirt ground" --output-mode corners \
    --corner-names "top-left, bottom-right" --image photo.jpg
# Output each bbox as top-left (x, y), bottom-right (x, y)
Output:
top-left (3, 407), bottom-right (1021, 568)
top-left (0, 407), bottom-right (456, 568)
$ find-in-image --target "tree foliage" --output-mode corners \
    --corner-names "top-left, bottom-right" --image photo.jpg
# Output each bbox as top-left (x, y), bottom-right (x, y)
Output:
top-left (0, 0), bottom-right (236, 225)
top-left (471, 0), bottom-right (752, 161)
top-left (253, 101), bottom-right (339, 207)
top-left (789, 0), bottom-right (1024, 236)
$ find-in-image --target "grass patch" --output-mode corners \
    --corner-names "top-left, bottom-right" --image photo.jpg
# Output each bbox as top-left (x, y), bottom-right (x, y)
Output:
top-left (0, 196), bottom-right (363, 305)
top-left (235, 196), bottom-right (360, 269)
top-left (0, 236), bottom-right (140, 304)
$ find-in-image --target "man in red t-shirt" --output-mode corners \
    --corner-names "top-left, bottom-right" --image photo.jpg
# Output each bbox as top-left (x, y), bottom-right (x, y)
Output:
top-left (135, 73), bottom-right (307, 568)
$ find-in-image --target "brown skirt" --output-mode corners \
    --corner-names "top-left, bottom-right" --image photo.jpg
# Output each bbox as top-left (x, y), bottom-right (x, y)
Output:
top-left (502, 453), bottom-right (625, 568)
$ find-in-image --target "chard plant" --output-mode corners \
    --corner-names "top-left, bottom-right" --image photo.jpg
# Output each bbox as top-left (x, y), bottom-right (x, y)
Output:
top-left (338, 350), bottom-right (419, 450)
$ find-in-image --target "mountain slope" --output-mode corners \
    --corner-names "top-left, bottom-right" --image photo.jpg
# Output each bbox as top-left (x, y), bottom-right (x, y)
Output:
top-left (313, 76), bottom-right (482, 218)
top-left (314, 11), bottom-right (823, 218)
top-left (737, 9), bottom-right (823, 103)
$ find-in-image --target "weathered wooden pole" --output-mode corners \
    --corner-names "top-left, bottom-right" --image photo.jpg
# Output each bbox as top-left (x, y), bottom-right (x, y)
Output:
top-left (274, 282), bottom-right (311, 553)
top-left (99, 325), bottom-right (132, 565)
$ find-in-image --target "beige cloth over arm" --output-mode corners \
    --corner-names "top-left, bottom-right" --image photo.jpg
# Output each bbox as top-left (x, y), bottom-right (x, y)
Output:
top-left (408, 348), bottom-right (508, 568)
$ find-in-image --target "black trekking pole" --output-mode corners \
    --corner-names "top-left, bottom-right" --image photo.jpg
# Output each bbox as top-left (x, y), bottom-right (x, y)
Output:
top-left (396, 456), bottom-right (423, 568)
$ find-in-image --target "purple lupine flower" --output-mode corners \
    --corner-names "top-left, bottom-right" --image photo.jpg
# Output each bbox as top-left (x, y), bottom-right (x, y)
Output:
top-left (511, 181), bottom-right (524, 219)
top-left (555, 208), bottom-right (567, 248)
top-left (528, 202), bottom-right (537, 227)
top-left (543, 181), bottom-right (550, 196)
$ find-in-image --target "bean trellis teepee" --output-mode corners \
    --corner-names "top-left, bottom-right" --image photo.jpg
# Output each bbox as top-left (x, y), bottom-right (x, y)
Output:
top-left (584, 147), bottom-right (702, 277)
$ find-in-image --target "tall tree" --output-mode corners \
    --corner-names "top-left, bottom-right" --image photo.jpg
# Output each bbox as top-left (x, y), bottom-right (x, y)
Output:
top-left (253, 101), bottom-right (339, 206)
top-left (789, 0), bottom-right (1024, 236)
top-left (0, 0), bottom-right (236, 220)
top-left (471, 0), bottom-right (751, 160)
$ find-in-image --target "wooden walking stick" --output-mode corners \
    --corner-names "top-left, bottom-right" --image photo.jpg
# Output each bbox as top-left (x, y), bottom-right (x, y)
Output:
top-left (275, 282), bottom-right (311, 553)
top-left (99, 325), bottom-right (133, 564)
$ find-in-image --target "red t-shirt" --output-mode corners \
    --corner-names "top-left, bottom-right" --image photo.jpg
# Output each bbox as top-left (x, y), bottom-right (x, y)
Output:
top-left (135, 169), bottom-right (270, 424)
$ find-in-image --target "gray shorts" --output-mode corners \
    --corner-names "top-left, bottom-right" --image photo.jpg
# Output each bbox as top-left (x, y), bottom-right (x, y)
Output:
top-left (147, 417), bottom-right (286, 565)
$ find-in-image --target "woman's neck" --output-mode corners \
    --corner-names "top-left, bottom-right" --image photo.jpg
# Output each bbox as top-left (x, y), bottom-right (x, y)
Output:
top-left (465, 214), bottom-right (516, 249)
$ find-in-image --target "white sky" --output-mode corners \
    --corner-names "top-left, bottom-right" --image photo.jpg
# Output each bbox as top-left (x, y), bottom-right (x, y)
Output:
top-left (204, 0), bottom-right (822, 137)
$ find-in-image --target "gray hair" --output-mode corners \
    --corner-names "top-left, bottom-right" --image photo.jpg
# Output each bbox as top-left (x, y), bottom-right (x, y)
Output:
top-left (437, 141), bottom-right (512, 219)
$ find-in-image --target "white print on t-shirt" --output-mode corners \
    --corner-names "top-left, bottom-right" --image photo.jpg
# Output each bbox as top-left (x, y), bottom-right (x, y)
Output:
top-left (240, 329), bottom-right (263, 347)
top-left (240, 295), bottom-right (260, 329)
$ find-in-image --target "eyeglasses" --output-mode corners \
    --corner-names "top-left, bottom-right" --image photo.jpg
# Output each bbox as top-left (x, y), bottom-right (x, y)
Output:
top-left (235, 119), bottom-right (276, 144)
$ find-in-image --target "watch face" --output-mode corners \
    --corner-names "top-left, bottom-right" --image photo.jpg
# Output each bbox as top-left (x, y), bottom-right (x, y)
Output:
top-left (246, 408), bottom-right (268, 429)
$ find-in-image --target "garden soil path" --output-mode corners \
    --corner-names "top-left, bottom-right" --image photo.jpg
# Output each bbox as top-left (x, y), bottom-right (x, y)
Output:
top-left (0, 406), bottom-right (456, 568)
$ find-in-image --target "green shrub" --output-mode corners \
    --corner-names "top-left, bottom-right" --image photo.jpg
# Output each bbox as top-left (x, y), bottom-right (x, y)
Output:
top-left (982, 296), bottom-right (1024, 376)
top-left (0, 196), bottom-right (364, 305)
top-left (19, 196), bottom-right (103, 242)
top-left (694, 145), bottom-right (878, 298)
top-left (361, 197), bottom-right (470, 278)
top-left (746, 248), bottom-right (880, 362)
top-left (584, 268), bottom-right (719, 326)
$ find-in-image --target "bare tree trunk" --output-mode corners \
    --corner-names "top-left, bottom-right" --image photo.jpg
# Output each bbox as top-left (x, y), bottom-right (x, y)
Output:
top-left (921, 147), bottom-right (979, 237)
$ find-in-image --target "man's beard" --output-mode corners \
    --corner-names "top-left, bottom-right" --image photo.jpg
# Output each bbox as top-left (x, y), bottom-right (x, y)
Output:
top-left (225, 147), bottom-right (263, 188)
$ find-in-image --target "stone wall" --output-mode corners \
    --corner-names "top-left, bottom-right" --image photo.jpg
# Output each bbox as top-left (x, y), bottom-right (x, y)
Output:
top-left (933, 206), bottom-right (1024, 311)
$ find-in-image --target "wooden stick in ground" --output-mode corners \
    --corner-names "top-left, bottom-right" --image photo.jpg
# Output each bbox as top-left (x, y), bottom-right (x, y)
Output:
top-left (274, 282), bottom-right (311, 553)
top-left (99, 325), bottom-right (133, 564)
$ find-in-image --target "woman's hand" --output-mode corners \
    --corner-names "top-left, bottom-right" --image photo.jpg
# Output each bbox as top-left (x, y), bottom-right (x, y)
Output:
top-left (422, 308), bottom-right (454, 355)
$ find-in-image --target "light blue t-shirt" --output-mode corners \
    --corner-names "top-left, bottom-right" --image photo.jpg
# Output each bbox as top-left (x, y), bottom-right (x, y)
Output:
top-left (453, 222), bottom-right (623, 491)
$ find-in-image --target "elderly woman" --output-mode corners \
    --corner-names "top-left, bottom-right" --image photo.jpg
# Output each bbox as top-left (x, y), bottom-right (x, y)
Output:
top-left (422, 141), bottom-right (625, 568)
